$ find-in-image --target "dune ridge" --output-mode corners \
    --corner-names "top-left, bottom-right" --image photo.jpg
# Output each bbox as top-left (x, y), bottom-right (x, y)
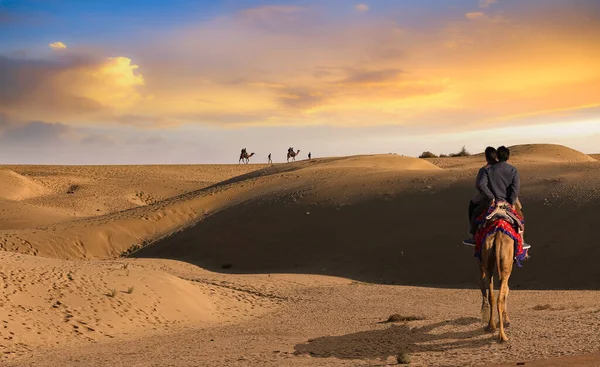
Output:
top-left (505, 144), bottom-right (596, 163)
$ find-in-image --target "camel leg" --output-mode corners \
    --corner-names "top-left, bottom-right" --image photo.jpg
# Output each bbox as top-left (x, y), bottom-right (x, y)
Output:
top-left (486, 275), bottom-right (496, 332)
top-left (497, 243), bottom-right (513, 341)
top-left (498, 275), bottom-right (510, 342)
top-left (480, 267), bottom-right (491, 325)
top-left (503, 286), bottom-right (511, 328)
top-left (496, 232), bottom-right (513, 342)
top-left (482, 236), bottom-right (496, 332)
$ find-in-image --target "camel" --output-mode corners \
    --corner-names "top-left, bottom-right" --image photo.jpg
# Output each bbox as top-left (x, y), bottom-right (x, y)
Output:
top-left (239, 151), bottom-right (255, 164)
top-left (287, 149), bottom-right (300, 163)
top-left (480, 229), bottom-right (515, 342)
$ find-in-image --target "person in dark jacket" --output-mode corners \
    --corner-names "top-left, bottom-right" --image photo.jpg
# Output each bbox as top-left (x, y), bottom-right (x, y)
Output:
top-left (464, 147), bottom-right (497, 245)
top-left (477, 146), bottom-right (520, 207)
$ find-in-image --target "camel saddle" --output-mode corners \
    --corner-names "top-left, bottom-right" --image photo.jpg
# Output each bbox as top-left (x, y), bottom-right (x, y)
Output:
top-left (484, 201), bottom-right (524, 232)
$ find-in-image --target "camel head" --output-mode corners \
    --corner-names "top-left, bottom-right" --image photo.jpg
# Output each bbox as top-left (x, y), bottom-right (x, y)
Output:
top-left (249, 153), bottom-right (255, 157)
top-left (296, 150), bottom-right (300, 155)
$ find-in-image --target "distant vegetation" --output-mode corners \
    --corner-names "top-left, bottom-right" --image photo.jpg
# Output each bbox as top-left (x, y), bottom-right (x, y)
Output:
top-left (419, 146), bottom-right (470, 159)
top-left (418, 151), bottom-right (437, 159)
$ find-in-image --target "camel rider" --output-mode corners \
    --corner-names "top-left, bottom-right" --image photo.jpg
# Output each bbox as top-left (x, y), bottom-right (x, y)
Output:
top-left (464, 147), bottom-right (497, 245)
top-left (464, 147), bottom-right (525, 246)
top-left (475, 146), bottom-right (529, 248)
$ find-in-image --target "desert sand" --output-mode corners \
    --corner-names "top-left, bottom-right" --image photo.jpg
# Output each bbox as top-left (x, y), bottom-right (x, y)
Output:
top-left (1, 144), bottom-right (600, 366)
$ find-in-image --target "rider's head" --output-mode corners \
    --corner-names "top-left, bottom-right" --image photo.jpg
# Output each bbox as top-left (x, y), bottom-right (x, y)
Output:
top-left (497, 146), bottom-right (510, 162)
top-left (484, 146), bottom-right (497, 165)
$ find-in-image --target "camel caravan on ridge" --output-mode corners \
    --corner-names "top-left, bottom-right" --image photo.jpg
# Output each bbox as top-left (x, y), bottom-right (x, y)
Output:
top-left (239, 147), bottom-right (303, 164)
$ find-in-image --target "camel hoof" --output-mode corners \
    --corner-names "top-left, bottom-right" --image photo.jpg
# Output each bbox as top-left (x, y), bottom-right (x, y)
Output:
top-left (485, 325), bottom-right (496, 333)
top-left (504, 322), bottom-right (511, 328)
top-left (499, 336), bottom-right (509, 343)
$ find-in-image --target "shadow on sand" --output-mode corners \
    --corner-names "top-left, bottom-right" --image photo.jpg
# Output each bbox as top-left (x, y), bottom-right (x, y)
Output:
top-left (294, 317), bottom-right (493, 362)
top-left (132, 162), bottom-right (600, 290)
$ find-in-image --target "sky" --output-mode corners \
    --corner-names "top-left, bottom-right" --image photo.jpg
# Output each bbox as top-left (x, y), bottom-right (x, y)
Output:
top-left (0, 0), bottom-right (599, 164)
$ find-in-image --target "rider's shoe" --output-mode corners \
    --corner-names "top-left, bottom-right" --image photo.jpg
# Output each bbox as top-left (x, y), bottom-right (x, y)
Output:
top-left (463, 237), bottom-right (476, 246)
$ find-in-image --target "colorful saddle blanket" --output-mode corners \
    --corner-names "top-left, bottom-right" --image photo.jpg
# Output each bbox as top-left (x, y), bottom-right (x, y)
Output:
top-left (474, 203), bottom-right (528, 267)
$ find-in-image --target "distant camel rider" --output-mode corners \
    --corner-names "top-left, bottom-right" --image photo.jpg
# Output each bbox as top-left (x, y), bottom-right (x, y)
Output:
top-left (268, 153), bottom-right (272, 164)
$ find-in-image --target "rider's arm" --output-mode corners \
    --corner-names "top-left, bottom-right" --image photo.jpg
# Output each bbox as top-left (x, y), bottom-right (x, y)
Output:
top-left (475, 167), bottom-right (485, 189)
top-left (476, 168), bottom-right (495, 202)
top-left (507, 169), bottom-right (520, 205)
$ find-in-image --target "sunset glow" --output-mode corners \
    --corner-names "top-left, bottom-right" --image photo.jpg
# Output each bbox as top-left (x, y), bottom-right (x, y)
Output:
top-left (0, 0), bottom-right (598, 163)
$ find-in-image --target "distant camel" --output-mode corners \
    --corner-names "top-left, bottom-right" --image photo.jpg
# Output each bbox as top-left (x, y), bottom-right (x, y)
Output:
top-left (239, 151), bottom-right (255, 164)
top-left (268, 153), bottom-right (272, 164)
top-left (287, 149), bottom-right (300, 163)
top-left (480, 228), bottom-right (515, 342)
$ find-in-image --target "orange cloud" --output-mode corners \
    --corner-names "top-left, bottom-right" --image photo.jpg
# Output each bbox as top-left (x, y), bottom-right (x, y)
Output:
top-left (0, 54), bottom-right (145, 123)
top-left (49, 41), bottom-right (67, 50)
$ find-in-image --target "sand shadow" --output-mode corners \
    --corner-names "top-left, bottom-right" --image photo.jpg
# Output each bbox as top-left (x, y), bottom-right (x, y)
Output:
top-left (294, 317), bottom-right (493, 361)
top-left (131, 161), bottom-right (600, 290)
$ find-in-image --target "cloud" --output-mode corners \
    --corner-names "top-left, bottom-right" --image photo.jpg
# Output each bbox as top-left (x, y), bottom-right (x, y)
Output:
top-left (2, 1), bottom-right (600, 135)
top-left (0, 120), bottom-right (76, 145)
top-left (479, 0), bottom-right (497, 8)
top-left (355, 4), bottom-right (369, 12)
top-left (49, 41), bottom-right (67, 50)
top-left (465, 12), bottom-right (485, 20)
top-left (0, 53), bottom-right (145, 123)
top-left (341, 69), bottom-right (404, 85)
top-left (278, 88), bottom-right (327, 110)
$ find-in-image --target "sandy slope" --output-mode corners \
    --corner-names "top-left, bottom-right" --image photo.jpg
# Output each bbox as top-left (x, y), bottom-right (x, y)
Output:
top-left (2, 145), bottom-right (600, 366)
top-left (0, 170), bottom-right (50, 201)
top-left (0, 249), bottom-right (279, 361)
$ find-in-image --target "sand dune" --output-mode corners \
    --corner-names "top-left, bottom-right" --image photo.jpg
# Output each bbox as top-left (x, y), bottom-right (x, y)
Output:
top-left (0, 170), bottom-right (50, 201)
top-left (506, 144), bottom-right (596, 163)
top-left (0, 251), bottom-right (278, 359)
top-left (2, 146), bottom-right (600, 366)
top-left (428, 143), bottom-right (596, 169)
top-left (305, 154), bottom-right (442, 171)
